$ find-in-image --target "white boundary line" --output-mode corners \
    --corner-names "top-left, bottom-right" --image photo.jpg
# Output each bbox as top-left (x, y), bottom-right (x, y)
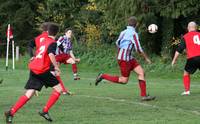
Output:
top-left (76, 94), bottom-right (200, 116)
top-left (76, 94), bottom-right (158, 108)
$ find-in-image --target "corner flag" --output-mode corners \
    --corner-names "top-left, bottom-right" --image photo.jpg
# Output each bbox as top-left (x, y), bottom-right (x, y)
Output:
top-left (6, 24), bottom-right (15, 70)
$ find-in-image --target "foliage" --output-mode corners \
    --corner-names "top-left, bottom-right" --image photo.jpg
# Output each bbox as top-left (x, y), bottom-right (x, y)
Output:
top-left (0, 0), bottom-right (200, 58)
top-left (0, 0), bottom-right (40, 56)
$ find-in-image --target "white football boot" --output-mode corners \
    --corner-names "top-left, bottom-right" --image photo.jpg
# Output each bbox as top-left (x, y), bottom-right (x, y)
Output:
top-left (181, 91), bottom-right (190, 96)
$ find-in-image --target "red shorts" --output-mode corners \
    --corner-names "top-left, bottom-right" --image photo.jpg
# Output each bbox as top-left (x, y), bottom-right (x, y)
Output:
top-left (118, 59), bottom-right (140, 77)
top-left (56, 54), bottom-right (71, 64)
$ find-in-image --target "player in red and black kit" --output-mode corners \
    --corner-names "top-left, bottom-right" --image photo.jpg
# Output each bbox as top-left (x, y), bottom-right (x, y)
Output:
top-left (5, 23), bottom-right (62, 123)
top-left (28, 22), bottom-right (71, 95)
top-left (172, 21), bottom-right (200, 95)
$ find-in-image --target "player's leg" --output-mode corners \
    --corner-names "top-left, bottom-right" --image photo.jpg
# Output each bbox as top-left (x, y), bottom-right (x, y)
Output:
top-left (66, 58), bottom-right (80, 80)
top-left (5, 71), bottom-right (42, 123)
top-left (56, 75), bottom-right (70, 94)
top-left (182, 59), bottom-right (197, 95)
top-left (133, 65), bottom-right (146, 97)
top-left (133, 62), bottom-right (155, 101)
top-left (5, 89), bottom-right (35, 123)
top-left (181, 71), bottom-right (190, 95)
top-left (95, 60), bottom-right (129, 85)
top-left (54, 55), bottom-right (68, 93)
top-left (40, 72), bottom-right (62, 122)
top-left (40, 84), bottom-right (62, 122)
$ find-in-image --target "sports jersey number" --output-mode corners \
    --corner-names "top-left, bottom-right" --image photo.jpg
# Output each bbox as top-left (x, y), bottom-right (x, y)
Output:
top-left (36, 46), bottom-right (45, 59)
top-left (193, 35), bottom-right (200, 45)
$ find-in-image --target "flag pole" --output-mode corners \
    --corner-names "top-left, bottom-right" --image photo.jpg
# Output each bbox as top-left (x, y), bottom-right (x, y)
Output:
top-left (12, 39), bottom-right (15, 70)
top-left (6, 24), bottom-right (10, 70)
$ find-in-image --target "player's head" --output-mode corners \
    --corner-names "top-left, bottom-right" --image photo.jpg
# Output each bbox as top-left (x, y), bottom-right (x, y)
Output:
top-left (40, 22), bottom-right (50, 32)
top-left (47, 23), bottom-right (59, 37)
top-left (187, 21), bottom-right (197, 32)
top-left (65, 28), bottom-right (73, 38)
top-left (128, 16), bottom-right (137, 27)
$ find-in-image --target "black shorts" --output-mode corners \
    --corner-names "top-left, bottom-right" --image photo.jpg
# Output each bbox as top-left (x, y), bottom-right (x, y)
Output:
top-left (185, 56), bottom-right (200, 74)
top-left (24, 70), bottom-right (59, 91)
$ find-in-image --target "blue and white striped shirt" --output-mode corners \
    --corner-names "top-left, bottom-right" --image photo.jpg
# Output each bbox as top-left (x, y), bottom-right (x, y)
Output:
top-left (116, 26), bottom-right (143, 61)
top-left (56, 35), bottom-right (72, 55)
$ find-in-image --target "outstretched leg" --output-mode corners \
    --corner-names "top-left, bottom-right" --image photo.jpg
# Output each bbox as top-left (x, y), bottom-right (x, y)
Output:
top-left (5, 89), bottom-right (35, 123)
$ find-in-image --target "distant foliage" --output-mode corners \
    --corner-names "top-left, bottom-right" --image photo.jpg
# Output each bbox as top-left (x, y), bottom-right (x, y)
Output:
top-left (0, 0), bottom-right (200, 59)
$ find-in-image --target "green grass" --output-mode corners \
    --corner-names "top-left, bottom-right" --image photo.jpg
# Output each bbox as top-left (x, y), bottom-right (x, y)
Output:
top-left (1, 58), bottom-right (200, 124)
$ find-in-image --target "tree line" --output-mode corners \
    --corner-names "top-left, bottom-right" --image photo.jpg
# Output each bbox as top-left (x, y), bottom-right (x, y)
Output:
top-left (0, 0), bottom-right (199, 58)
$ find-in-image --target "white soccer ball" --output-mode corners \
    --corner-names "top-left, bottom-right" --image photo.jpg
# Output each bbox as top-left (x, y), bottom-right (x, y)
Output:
top-left (148, 24), bottom-right (158, 33)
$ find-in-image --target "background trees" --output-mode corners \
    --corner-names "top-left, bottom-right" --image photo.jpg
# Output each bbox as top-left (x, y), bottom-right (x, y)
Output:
top-left (0, 0), bottom-right (199, 57)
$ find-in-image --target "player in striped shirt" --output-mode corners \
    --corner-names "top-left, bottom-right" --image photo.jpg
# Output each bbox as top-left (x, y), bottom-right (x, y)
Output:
top-left (56, 28), bottom-right (80, 80)
top-left (95, 16), bottom-right (155, 101)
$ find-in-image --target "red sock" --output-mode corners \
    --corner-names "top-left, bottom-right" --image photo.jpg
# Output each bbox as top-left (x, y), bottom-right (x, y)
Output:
top-left (101, 74), bottom-right (119, 83)
top-left (43, 90), bottom-right (60, 113)
top-left (72, 64), bottom-right (77, 73)
top-left (10, 95), bottom-right (29, 116)
top-left (139, 80), bottom-right (147, 97)
top-left (183, 75), bottom-right (190, 92)
top-left (56, 76), bottom-right (68, 93)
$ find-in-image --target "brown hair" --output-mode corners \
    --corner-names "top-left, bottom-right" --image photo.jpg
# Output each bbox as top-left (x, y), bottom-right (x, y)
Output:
top-left (128, 16), bottom-right (137, 27)
top-left (48, 23), bottom-right (59, 36)
top-left (40, 22), bottom-right (50, 31)
top-left (65, 27), bottom-right (73, 33)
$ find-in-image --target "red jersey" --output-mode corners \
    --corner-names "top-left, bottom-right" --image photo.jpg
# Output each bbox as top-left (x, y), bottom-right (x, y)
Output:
top-left (183, 31), bottom-right (200, 59)
top-left (29, 36), bottom-right (55, 74)
top-left (35, 31), bottom-right (48, 50)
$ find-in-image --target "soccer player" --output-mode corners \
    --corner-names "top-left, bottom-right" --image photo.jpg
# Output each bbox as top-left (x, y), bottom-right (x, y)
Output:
top-left (56, 28), bottom-right (80, 80)
top-left (5, 23), bottom-right (62, 123)
top-left (172, 21), bottom-right (200, 95)
top-left (28, 22), bottom-right (49, 60)
top-left (28, 22), bottom-right (70, 95)
top-left (95, 16), bottom-right (156, 101)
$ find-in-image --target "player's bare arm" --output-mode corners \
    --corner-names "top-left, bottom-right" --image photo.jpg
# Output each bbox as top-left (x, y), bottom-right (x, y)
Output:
top-left (171, 51), bottom-right (180, 66)
top-left (49, 53), bottom-right (60, 76)
top-left (69, 50), bottom-right (80, 62)
top-left (140, 52), bottom-right (151, 64)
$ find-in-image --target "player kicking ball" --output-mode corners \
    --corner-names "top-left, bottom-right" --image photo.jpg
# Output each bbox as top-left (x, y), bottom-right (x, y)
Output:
top-left (56, 28), bottom-right (80, 80)
top-left (172, 21), bottom-right (200, 96)
top-left (5, 23), bottom-right (63, 123)
top-left (95, 16), bottom-right (155, 101)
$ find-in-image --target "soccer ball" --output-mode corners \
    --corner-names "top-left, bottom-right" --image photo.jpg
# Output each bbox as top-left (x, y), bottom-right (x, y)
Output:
top-left (148, 24), bottom-right (158, 33)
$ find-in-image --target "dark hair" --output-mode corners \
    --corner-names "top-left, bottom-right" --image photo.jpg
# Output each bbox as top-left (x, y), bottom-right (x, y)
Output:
top-left (65, 27), bottom-right (73, 33)
top-left (40, 22), bottom-right (50, 31)
top-left (48, 23), bottom-right (59, 36)
top-left (128, 16), bottom-right (137, 27)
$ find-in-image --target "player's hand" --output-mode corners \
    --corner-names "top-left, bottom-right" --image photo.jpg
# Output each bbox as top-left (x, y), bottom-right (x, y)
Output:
top-left (29, 57), bottom-right (35, 62)
top-left (146, 58), bottom-right (152, 64)
top-left (54, 66), bottom-right (61, 76)
top-left (75, 58), bottom-right (80, 62)
top-left (171, 60), bottom-right (176, 67)
top-left (67, 91), bottom-right (75, 96)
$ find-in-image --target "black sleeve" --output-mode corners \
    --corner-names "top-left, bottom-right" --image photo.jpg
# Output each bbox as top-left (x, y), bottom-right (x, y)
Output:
top-left (58, 44), bottom-right (64, 52)
top-left (28, 39), bottom-right (36, 57)
top-left (48, 42), bottom-right (57, 55)
top-left (176, 39), bottom-right (186, 53)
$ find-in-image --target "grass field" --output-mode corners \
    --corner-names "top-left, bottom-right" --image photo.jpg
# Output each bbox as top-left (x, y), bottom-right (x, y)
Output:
top-left (1, 61), bottom-right (200, 124)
